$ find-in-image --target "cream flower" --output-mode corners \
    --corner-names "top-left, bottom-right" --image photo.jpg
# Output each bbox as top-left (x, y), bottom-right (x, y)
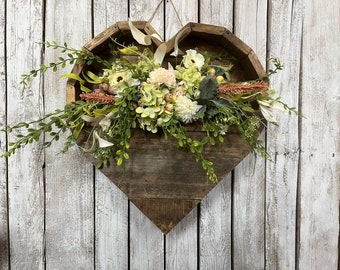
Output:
top-left (175, 95), bottom-right (202, 123)
top-left (107, 70), bottom-right (139, 96)
top-left (183, 49), bottom-right (205, 70)
top-left (147, 67), bottom-right (176, 88)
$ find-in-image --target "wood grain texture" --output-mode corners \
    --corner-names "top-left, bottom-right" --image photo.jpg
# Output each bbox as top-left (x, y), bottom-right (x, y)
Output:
top-left (0, 0), bottom-right (8, 268)
top-left (128, 2), bottom-right (164, 268)
top-left (1, 0), bottom-right (339, 269)
top-left (199, 0), bottom-right (233, 28)
top-left (299, 0), bottom-right (340, 268)
top-left (164, 1), bottom-right (201, 267)
top-left (130, 0), bottom-right (164, 38)
top-left (95, 171), bottom-right (129, 269)
top-left (44, 1), bottom-right (94, 269)
top-left (232, 0), bottom-right (267, 269)
top-left (200, 177), bottom-right (232, 269)
top-left (166, 209), bottom-right (198, 269)
top-left (129, 203), bottom-right (164, 270)
top-left (92, 3), bottom-right (129, 269)
top-left (199, 3), bottom-right (233, 269)
top-left (265, 0), bottom-right (302, 268)
top-left (6, 0), bottom-right (45, 269)
top-left (69, 18), bottom-right (266, 232)
top-left (165, 0), bottom-right (198, 40)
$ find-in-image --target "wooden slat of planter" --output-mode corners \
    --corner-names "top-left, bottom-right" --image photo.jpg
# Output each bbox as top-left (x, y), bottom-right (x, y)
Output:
top-left (132, 198), bottom-right (200, 234)
top-left (81, 128), bottom-right (250, 200)
top-left (80, 126), bottom-right (251, 234)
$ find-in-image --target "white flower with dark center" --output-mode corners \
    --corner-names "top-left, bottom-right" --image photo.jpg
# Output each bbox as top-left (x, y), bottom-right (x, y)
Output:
top-left (175, 95), bottom-right (202, 123)
top-left (182, 49), bottom-right (205, 70)
top-left (108, 70), bottom-right (139, 95)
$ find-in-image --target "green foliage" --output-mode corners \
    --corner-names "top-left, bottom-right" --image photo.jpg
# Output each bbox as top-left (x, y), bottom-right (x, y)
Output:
top-left (20, 41), bottom-right (112, 93)
top-left (199, 76), bottom-right (218, 101)
top-left (1, 38), bottom-right (298, 184)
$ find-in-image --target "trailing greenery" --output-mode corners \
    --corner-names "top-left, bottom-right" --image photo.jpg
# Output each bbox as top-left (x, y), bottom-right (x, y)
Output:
top-left (1, 36), bottom-right (298, 184)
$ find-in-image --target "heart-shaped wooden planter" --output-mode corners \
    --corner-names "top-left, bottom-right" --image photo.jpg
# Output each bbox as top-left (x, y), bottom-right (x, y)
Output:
top-left (67, 21), bottom-right (266, 234)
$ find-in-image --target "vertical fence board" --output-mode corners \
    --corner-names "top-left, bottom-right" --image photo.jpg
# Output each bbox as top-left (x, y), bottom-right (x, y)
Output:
top-left (265, 0), bottom-right (302, 268)
top-left (92, 2), bottom-right (129, 269)
top-left (299, 1), bottom-right (340, 268)
top-left (1, 1), bottom-right (339, 269)
top-left (166, 210), bottom-right (198, 269)
top-left (199, 0), bottom-right (233, 27)
top-left (129, 205), bottom-right (164, 270)
top-left (6, 0), bottom-right (45, 269)
top-left (165, 0), bottom-right (198, 39)
top-left (164, 1), bottom-right (199, 269)
top-left (0, 0), bottom-right (8, 268)
top-left (200, 179), bottom-right (232, 269)
top-left (199, 2), bottom-right (233, 269)
top-left (128, 2), bottom-right (165, 269)
top-left (44, 1), bottom-right (94, 269)
top-left (232, 0), bottom-right (267, 269)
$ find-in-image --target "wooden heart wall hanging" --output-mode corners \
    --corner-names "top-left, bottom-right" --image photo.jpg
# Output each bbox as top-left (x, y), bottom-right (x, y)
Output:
top-left (66, 21), bottom-right (267, 234)
top-left (5, 21), bottom-right (290, 235)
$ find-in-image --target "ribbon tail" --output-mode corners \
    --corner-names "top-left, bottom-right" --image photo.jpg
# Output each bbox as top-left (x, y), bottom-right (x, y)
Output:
top-left (154, 43), bottom-right (167, 64)
top-left (170, 26), bottom-right (190, 57)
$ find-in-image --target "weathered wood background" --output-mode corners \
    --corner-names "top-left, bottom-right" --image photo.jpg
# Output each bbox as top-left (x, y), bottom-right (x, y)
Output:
top-left (0, 0), bottom-right (339, 269)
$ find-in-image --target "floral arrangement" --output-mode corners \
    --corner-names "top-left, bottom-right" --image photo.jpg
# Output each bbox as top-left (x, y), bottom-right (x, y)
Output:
top-left (1, 22), bottom-right (297, 183)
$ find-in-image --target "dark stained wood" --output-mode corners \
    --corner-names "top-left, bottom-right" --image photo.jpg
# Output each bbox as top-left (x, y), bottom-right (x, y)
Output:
top-left (67, 21), bottom-right (266, 234)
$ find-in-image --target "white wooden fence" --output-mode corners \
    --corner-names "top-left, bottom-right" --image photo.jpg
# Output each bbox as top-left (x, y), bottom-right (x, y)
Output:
top-left (0, 0), bottom-right (339, 269)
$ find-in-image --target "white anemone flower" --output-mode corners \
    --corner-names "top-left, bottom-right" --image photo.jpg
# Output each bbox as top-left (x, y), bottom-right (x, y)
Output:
top-left (108, 70), bottom-right (139, 96)
top-left (183, 49), bottom-right (205, 70)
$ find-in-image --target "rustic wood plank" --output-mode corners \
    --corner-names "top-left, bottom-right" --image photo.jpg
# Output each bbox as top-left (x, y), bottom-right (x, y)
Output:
top-left (163, 0), bottom-right (200, 267)
top-left (129, 0), bottom-right (164, 37)
top-left (265, 1), bottom-right (302, 268)
top-left (92, 4), bottom-right (129, 269)
top-left (95, 171), bottom-right (129, 269)
top-left (129, 203), bottom-right (164, 270)
top-left (165, 0), bottom-right (198, 40)
top-left (200, 176), bottom-right (232, 269)
top-left (298, 1), bottom-right (340, 268)
top-left (43, 1), bottom-right (94, 269)
top-left (199, 3), bottom-right (233, 269)
top-left (165, 209), bottom-right (198, 269)
top-left (232, 0), bottom-right (267, 269)
top-left (0, 0), bottom-right (8, 268)
top-left (200, 0), bottom-right (233, 27)
top-left (6, 1), bottom-right (45, 269)
top-left (128, 1), bottom-right (165, 268)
